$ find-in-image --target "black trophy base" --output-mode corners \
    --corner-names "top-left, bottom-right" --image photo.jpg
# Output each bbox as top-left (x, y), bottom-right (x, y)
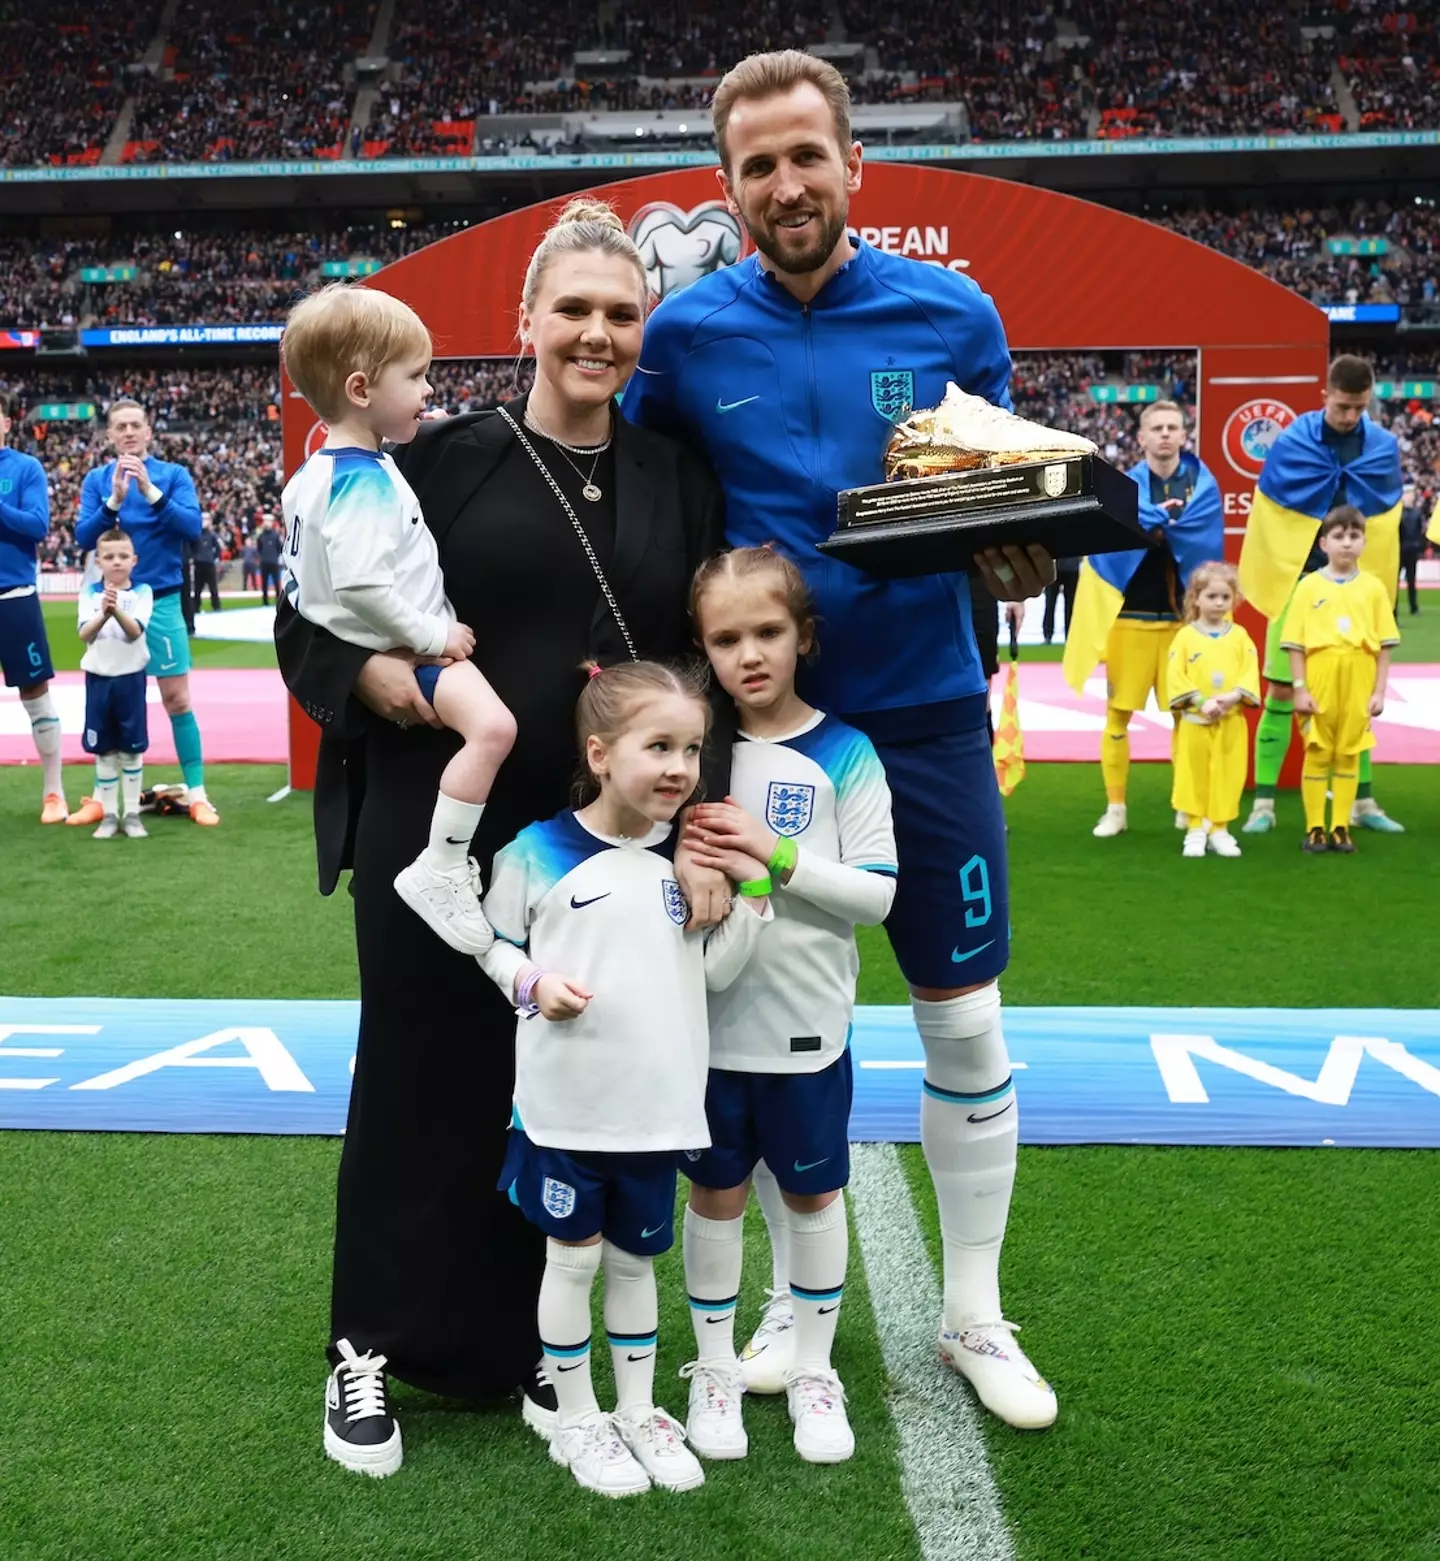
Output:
top-left (818, 455), bottom-right (1147, 580)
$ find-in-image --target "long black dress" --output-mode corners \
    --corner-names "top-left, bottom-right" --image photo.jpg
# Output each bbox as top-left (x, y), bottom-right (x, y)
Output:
top-left (275, 394), bottom-right (729, 1400)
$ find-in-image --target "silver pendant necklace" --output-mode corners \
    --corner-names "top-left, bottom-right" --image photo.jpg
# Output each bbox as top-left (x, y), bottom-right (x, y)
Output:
top-left (523, 408), bottom-right (611, 501)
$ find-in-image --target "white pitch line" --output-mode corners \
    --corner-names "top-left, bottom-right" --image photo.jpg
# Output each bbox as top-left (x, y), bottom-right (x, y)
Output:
top-left (850, 1143), bottom-right (1015, 1561)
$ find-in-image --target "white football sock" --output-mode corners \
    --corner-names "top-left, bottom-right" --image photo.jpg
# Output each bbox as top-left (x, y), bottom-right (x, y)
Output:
top-left (94, 752), bottom-right (120, 816)
top-left (683, 1207), bottom-right (743, 1363)
top-left (603, 1241), bottom-right (658, 1412)
top-left (788, 1198), bottom-right (848, 1373)
top-left (422, 792), bottom-right (485, 872)
top-left (539, 1238), bottom-right (602, 1425)
top-left (21, 690), bottom-right (63, 798)
top-left (913, 985), bottom-right (1017, 1330)
top-left (119, 752), bottom-right (143, 818)
top-left (751, 1160), bottom-right (790, 1293)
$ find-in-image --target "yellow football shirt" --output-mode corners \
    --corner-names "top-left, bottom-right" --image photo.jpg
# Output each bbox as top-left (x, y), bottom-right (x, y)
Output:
top-left (1280, 569), bottom-right (1400, 656)
top-left (1166, 622), bottom-right (1261, 716)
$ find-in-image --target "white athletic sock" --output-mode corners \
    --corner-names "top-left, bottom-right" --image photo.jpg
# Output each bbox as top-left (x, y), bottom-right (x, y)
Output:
top-left (119, 753), bottom-right (143, 818)
top-left (539, 1239), bottom-right (603, 1425)
top-left (751, 1160), bottom-right (790, 1294)
top-left (422, 792), bottom-right (485, 872)
top-left (788, 1198), bottom-right (848, 1373)
top-left (603, 1241), bottom-right (658, 1412)
top-left (913, 986), bottom-right (1017, 1330)
top-left (684, 1207), bottom-right (743, 1363)
top-left (186, 783), bottom-right (208, 805)
top-left (94, 753), bottom-right (120, 816)
top-left (21, 691), bottom-right (63, 798)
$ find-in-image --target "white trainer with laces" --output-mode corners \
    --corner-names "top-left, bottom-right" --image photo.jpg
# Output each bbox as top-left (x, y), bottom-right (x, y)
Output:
top-left (739, 1287), bottom-right (795, 1394)
top-left (1181, 827), bottom-right (1208, 858)
top-left (1092, 803), bottom-right (1127, 838)
top-left (549, 1412), bottom-right (651, 1498)
top-left (939, 1321), bottom-right (1058, 1430)
top-left (679, 1360), bottom-right (748, 1459)
top-left (121, 813), bottom-right (148, 839)
top-left (1206, 829), bottom-right (1242, 858)
top-left (93, 815), bottom-right (119, 840)
top-left (393, 855), bottom-right (496, 955)
top-left (784, 1368), bottom-right (855, 1464)
top-left (615, 1405), bottom-right (705, 1491)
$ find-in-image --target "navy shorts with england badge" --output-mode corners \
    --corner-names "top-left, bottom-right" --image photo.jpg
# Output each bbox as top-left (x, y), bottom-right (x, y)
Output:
top-left (850, 695), bottom-right (1011, 990)
top-left (685, 1048), bottom-right (853, 1197)
top-left (82, 669), bottom-right (149, 755)
top-left (499, 1128), bottom-right (679, 1257)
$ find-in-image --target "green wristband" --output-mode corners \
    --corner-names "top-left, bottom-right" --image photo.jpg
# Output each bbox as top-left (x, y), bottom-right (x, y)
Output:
top-left (738, 875), bottom-right (773, 898)
top-left (768, 836), bottom-right (797, 875)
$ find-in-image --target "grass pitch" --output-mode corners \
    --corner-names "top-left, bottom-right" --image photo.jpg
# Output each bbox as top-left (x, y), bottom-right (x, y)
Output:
top-left (2, 760), bottom-right (1438, 1560)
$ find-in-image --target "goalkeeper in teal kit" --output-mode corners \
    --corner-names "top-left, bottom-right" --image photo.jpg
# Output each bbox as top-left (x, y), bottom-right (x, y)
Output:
top-left (624, 49), bottom-right (1058, 1429)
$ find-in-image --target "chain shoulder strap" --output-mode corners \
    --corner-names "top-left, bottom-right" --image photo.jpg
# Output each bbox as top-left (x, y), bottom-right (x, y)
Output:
top-left (497, 404), bottom-right (639, 663)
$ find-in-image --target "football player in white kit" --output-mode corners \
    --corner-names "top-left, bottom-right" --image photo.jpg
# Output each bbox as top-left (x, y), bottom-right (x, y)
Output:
top-left (679, 547), bottom-right (897, 1466)
top-left (479, 660), bottom-right (773, 1499)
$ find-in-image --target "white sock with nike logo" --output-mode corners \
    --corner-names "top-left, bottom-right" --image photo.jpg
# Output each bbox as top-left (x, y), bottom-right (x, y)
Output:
top-left (603, 1240), bottom-right (659, 1412)
top-left (539, 1238), bottom-right (603, 1425)
top-left (788, 1197), bottom-right (848, 1372)
top-left (683, 1208), bottom-right (744, 1363)
top-left (421, 791), bottom-right (485, 872)
top-left (912, 985), bottom-right (1017, 1330)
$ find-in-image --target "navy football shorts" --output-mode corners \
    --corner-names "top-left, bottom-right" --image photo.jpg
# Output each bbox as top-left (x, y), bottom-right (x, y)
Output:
top-left (851, 695), bottom-right (1011, 990)
top-left (82, 669), bottom-right (149, 755)
top-left (685, 1048), bottom-right (853, 1197)
top-left (0, 591), bottom-right (54, 687)
top-left (414, 663), bottom-right (442, 706)
top-left (498, 1129), bottom-right (679, 1256)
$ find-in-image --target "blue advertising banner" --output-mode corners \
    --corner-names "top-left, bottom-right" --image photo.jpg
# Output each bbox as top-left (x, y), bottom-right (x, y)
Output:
top-left (1322, 303), bottom-right (1401, 323)
top-left (80, 324), bottom-right (286, 346)
top-left (4, 130), bottom-right (1438, 184)
top-left (1, 999), bottom-right (1435, 1148)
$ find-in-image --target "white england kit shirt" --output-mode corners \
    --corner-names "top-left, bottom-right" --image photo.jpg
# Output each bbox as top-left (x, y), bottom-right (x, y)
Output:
top-left (78, 582), bottom-right (153, 675)
top-left (481, 811), bottom-right (770, 1154)
top-left (708, 712), bottom-right (897, 1074)
top-left (281, 446), bottom-right (454, 657)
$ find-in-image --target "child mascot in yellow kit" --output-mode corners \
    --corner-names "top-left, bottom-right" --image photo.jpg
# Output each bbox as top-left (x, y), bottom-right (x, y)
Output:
top-left (1282, 505), bottom-right (1400, 854)
top-left (1165, 562), bottom-right (1260, 859)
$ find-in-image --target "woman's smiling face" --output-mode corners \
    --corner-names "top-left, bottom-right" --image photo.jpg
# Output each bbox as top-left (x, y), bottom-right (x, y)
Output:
top-left (520, 250), bottom-right (647, 413)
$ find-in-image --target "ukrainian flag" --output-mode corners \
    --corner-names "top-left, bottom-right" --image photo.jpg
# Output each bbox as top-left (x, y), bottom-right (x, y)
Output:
top-left (1238, 410), bottom-right (1403, 620)
top-left (1063, 454), bottom-right (1223, 693)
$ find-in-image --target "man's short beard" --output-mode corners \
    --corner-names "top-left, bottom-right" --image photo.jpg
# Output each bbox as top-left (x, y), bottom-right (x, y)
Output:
top-left (748, 210), bottom-right (850, 276)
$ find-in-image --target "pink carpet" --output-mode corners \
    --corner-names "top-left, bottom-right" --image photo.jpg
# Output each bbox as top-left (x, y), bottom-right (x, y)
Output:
top-left (0, 669), bottom-right (288, 765)
top-left (4, 664), bottom-right (1437, 768)
top-left (998, 663), bottom-right (1440, 764)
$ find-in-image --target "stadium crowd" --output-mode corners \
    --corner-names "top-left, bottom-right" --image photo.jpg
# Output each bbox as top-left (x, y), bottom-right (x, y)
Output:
top-left (7, 199), bottom-right (1439, 331)
top-left (5, 0), bottom-right (1436, 165)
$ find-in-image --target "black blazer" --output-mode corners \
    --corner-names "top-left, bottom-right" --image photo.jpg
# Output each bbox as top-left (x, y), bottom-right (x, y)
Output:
top-left (275, 398), bottom-right (731, 894)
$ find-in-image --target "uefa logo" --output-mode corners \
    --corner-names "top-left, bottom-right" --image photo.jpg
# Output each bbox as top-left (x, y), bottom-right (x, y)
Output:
top-left (627, 200), bottom-right (744, 303)
top-left (1221, 398), bottom-right (1298, 479)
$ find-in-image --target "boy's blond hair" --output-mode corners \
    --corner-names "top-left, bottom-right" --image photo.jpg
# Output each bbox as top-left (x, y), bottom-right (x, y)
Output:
top-left (282, 284), bottom-right (432, 422)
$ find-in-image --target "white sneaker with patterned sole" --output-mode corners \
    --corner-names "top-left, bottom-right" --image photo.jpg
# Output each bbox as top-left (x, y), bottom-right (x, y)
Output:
top-left (615, 1405), bottom-right (705, 1491)
top-left (679, 1360), bottom-right (748, 1459)
top-left (393, 855), bottom-right (496, 955)
top-left (784, 1368), bottom-right (855, 1464)
top-left (549, 1413), bottom-right (650, 1498)
top-left (739, 1287), bottom-right (795, 1395)
top-left (939, 1321), bottom-right (1058, 1430)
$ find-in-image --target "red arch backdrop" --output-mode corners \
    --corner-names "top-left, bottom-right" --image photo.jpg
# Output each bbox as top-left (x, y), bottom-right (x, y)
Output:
top-left (280, 165), bottom-right (1330, 788)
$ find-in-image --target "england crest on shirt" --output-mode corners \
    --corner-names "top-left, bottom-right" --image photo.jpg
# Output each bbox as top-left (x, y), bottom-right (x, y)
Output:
top-left (542, 1177), bottom-right (576, 1219)
top-left (766, 781), bottom-right (815, 837)
top-left (662, 878), bottom-right (689, 926)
